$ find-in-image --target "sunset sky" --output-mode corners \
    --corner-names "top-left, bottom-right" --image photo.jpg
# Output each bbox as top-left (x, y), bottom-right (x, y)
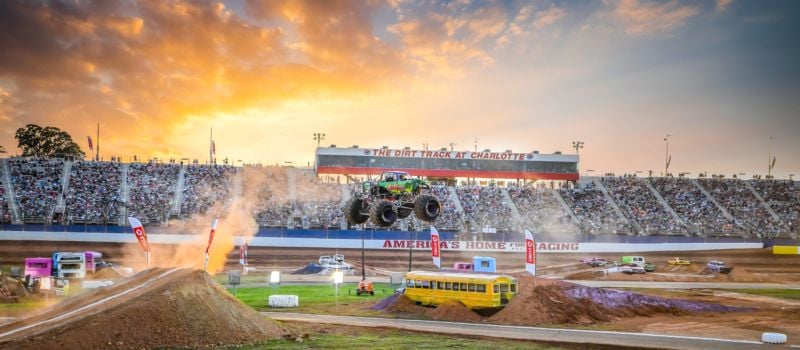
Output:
top-left (1, 0), bottom-right (798, 178)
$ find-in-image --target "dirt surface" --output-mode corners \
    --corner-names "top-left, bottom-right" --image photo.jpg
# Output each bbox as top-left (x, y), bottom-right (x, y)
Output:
top-left (1, 242), bottom-right (797, 283)
top-left (0, 268), bottom-right (287, 349)
top-left (428, 300), bottom-right (483, 322)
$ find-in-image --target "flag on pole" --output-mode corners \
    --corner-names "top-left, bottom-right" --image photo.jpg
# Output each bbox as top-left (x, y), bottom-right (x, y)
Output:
top-left (204, 218), bottom-right (219, 272)
top-left (87, 136), bottom-right (94, 152)
top-left (431, 226), bottom-right (441, 268)
top-left (239, 242), bottom-right (248, 266)
top-left (239, 242), bottom-right (249, 275)
top-left (771, 156), bottom-right (776, 170)
top-left (128, 217), bottom-right (150, 267)
top-left (524, 229), bottom-right (536, 276)
top-left (666, 155), bottom-right (672, 169)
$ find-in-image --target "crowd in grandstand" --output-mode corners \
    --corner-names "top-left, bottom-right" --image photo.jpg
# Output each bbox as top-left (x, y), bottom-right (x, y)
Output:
top-left (0, 176), bottom-right (9, 223)
top-left (651, 177), bottom-right (736, 235)
top-left (602, 177), bottom-right (683, 235)
top-left (1, 157), bottom-right (798, 239)
top-left (431, 185), bottom-right (462, 230)
top-left (457, 185), bottom-right (514, 231)
top-left (127, 163), bottom-right (180, 224)
top-left (64, 161), bottom-right (121, 224)
top-left (180, 165), bottom-right (236, 218)
top-left (560, 181), bottom-right (631, 235)
top-left (701, 179), bottom-right (785, 236)
top-left (8, 158), bottom-right (63, 223)
top-left (754, 180), bottom-right (799, 233)
top-left (509, 185), bottom-right (576, 234)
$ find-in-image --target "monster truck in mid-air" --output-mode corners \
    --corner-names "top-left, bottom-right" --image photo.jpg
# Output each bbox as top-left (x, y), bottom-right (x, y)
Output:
top-left (344, 171), bottom-right (441, 227)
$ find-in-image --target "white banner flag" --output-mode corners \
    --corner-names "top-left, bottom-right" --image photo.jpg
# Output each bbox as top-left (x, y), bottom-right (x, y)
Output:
top-left (524, 229), bottom-right (536, 276)
top-left (431, 226), bottom-right (441, 268)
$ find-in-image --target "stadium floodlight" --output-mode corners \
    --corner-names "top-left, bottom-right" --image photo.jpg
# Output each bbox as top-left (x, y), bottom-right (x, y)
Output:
top-left (270, 270), bottom-right (280, 284)
top-left (333, 270), bottom-right (344, 285)
top-left (313, 132), bottom-right (326, 148)
top-left (572, 141), bottom-right (584, 155)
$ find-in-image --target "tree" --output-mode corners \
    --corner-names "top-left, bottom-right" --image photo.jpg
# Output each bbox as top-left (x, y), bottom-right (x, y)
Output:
top-left (15, 124), bottom-right (85, 158)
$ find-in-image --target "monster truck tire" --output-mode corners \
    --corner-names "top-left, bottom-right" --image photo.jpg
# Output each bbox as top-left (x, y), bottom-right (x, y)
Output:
top-left (370, 199), bottom-right (397, 227)
top-left (414, 194), bottom-right (441, 222)
top-left (345, 198), bottom-right (368, 225)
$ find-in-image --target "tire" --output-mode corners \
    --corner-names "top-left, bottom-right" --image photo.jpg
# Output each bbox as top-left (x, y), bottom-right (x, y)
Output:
top-left (345, 198), bottom-right (368, 225)
top-left (370, 291), bottom-right (374, 296)
top-left (370, 199), bottom-right (397, 227)
top-left (414, 194), bottom-right (441, 222)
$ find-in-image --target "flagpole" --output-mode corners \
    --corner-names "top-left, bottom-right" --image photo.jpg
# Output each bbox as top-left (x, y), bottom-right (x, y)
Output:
top-left (96, 123), bottom-right (100, 161)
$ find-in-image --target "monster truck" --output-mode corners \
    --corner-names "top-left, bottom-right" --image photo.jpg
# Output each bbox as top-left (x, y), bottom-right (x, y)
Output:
top-left (344, 171), bottom-right (441, 227)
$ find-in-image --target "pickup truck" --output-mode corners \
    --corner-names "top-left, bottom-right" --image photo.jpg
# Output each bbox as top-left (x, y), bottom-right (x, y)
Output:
top-left (587, 258), bottom-right (608, 267)
top-left (707, 260), bottom-right (732, 274)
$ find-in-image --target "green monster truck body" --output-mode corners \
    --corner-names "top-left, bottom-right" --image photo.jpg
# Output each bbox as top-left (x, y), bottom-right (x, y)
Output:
top-left (345, 171), bottom-right (441, 227)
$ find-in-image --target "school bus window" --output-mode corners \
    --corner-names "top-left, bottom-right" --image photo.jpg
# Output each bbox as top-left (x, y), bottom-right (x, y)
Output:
top-left (421, 280), bottom-right (430, 289)
top-left (451, 283), bottom-right (458, 291)
top-left (476, 284), bottom-right (486, 293)
top-left (437, 281), bottom-right (444, 290)
top-left (406, 279), bottom-right (413, 288)
top-left (493, 285), bottom-right (499, 293)
top-left (510, 284), bottom-right (517, 293)
top-left (468, 283), bottom-right (476, 292)
top-left (445, 282), bottom-right (451, 290)
top-left (499, 284), bottom-right (509, 292)
top-left (461, 283), bottom-right (468, 291)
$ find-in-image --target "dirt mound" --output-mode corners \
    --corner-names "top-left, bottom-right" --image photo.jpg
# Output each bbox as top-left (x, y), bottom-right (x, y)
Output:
top-left (428, 300), bottom-right (482, 322)
top-left (489, 275), bottom-right (748, 326)
top-left (84, 267), bottom-right (125, 280)
top-left (373, 294), bottom-right (431, 316)
top-left (0, 269), bottom-right (287, 349)
top-left (291, 263), bottom-right (323, 274)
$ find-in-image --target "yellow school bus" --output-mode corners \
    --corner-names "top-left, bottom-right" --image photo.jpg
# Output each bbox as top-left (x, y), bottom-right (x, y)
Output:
top-left (402, 271), bottom-right (517, 310)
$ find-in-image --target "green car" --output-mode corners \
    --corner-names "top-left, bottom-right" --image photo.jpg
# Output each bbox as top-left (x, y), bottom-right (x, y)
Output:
top-left (345, 171), bottom-right (441, 227)
top-left (643, 262), bottom-right (656, 272)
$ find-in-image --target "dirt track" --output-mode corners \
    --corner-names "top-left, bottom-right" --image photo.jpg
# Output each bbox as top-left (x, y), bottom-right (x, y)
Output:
top-left (0, 268), bottom-right (286, 349)
top-left (2, 241), bottom-right (798, 283)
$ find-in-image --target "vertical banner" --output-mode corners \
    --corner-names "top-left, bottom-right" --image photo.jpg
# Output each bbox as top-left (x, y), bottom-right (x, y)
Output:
top-left (239, 242), bottom-right (249, 275)
top-left (524, 229), bottom-right (536, 277)
top-left (431, 226), bottom-right (441, 268)
top-left (128, 217), bottom-right (150, 267)
top-left (87, 136), bottom-right (94, 152)
top-left (204, 218), bottom-right (219, 272)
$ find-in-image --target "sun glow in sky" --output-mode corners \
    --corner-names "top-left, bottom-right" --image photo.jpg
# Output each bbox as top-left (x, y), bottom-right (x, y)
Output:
top-left (0, 0), bottom-right (798, 177)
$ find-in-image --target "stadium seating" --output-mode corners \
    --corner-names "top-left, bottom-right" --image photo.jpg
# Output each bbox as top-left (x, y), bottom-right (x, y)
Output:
top-left (508, 185), bottom-right (577, 234)
top-left (560, 182), bottom-right (631, 235)
top-left (699, 179), bottom-right (784, 237)
top-left (9, 158), bottom-right (63, 223)
top-left (0, 156), bottom-right (797, 238)
top-left (64, 161), bottom-right (122, 224)
top-left (128, 163), bottom-right (180, 224)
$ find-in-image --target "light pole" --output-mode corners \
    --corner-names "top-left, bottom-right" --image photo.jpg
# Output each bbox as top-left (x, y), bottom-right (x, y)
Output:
top-left (572, 141), bottom-right (584, 155)
top-left (768, 136), bottom-right (775, 179)
top-left (313, 133), bottom-right (326, 148)
top-left (664, 134), bottom-right (671, 176)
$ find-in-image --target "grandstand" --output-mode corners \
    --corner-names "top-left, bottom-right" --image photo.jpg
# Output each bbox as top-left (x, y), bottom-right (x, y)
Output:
top-left (0, 156), bottom-right (797, 240)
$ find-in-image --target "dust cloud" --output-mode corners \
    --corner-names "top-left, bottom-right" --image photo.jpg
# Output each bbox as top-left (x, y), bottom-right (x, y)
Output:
top-left (120, 166), bottom-right (344, 274)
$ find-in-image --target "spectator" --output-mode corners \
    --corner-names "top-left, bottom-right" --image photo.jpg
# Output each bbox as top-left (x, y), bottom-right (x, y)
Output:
top-left (65, 161), bottom-right (121, 224)
top-left (9, 158), bottom-right (63, 223)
